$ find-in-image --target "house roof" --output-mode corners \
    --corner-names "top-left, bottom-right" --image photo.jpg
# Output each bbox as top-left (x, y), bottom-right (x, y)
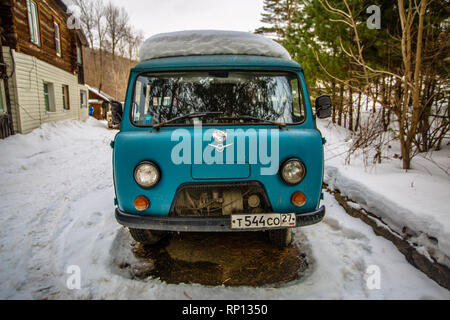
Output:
top-left (88, 99), bottom-right (103, 104)
top-left (58, 0), bottom-right (89, 47)
top-left (76, 29), bottom-right (89, 47)
top-left (54, 0), bottom-right (74, 19)
top-left (86, 85), bottom-right (115, 102)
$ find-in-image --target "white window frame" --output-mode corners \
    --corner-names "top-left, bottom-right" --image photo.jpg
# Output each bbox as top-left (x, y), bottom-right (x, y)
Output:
top-left (43, 82), bottom-right (56, 112)
top-left (54, 22), bottom-right (61, 57)
top-left (27, 0), bottom-right (40, 46)
top-left (80, 90), bottom-right (87, 108)
top-left (62, 85), bottom-right (70, 110)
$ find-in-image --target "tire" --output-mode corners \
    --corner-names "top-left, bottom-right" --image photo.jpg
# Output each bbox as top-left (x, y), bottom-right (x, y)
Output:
top-left (129, 228), bottom-right (166, 245)
top-left (268, 228), bottom-right (293, 247)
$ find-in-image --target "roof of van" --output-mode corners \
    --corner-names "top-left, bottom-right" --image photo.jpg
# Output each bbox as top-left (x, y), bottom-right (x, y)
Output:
top-left (132, 55), bottom-right (302, 72)
top-left (138, 30), bottom-right (291, 61)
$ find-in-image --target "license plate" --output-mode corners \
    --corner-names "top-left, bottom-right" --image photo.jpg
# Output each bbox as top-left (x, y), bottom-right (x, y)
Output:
top-left (231, 213), bottom-right (296, 229)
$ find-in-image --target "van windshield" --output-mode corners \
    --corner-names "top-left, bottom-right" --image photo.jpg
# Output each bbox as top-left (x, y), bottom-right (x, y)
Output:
top-left (131, 71), bottom-right (305, 126)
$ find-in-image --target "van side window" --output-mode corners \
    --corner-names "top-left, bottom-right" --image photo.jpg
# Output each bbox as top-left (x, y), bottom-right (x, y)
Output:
top-left (290, 78), bottom-right (303, 122)
top-left (133, 78), bottom-right (156, 123)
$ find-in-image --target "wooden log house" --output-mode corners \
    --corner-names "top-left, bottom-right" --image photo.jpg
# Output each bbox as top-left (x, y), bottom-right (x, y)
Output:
top-left (0, 0), bottom-right (89, 137)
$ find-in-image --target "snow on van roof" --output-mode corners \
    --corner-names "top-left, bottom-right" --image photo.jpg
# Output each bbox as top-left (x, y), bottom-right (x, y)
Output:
top-left (138, 30), bottom-right (291, 61)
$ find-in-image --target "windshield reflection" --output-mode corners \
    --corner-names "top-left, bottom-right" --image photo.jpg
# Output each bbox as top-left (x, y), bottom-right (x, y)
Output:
top-left (131, 71), bottom-right (304, 126)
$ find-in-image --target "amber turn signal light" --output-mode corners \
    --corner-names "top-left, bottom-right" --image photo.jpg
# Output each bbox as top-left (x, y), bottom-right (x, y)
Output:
top-left (291, 192), bottom-right (306, 207)
top-left (134, 196), bottom-right (150, 211)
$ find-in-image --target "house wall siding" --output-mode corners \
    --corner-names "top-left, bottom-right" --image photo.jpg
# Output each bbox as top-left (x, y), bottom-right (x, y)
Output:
top-left (6, 48), bottom-right (88, 134)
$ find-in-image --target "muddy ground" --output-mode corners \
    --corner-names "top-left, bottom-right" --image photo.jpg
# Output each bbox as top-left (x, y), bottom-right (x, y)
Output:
top-left (121, 231), bottom-right (309, 287)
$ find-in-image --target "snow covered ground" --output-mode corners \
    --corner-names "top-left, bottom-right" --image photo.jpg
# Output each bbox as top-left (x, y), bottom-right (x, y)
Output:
top-left (318, 118), bottom-right (450, 268)
top-left (0, 118), bottom-right (448, 299)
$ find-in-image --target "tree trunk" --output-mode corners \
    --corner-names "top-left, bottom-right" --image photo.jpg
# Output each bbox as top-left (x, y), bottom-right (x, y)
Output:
top-left (331, 80), bottom-right (336, 123)
top-left (381, 77), bottom-right (389, 131)
top-left (372, 78), bottom-right (378, 113)
top-left (418, 76), bottom-right (433, 152)
top-left (337, 84), bottom-right (343, 126)
top-left (348, 86), bottom-right (353, 131)
top-left (402, 0), bottom-right (428, 169)
top-left (385, 76), bottom-right (392, 130)
top-left (355, 90), bottom-right (362, 131)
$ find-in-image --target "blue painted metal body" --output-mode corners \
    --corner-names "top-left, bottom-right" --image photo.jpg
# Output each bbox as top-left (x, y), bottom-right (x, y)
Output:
top-left (112, 55), bottom-right (324, 217)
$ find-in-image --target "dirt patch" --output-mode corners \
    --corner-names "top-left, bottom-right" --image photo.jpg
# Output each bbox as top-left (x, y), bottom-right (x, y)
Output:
top-left (129, 231), bottom-right (308, 287)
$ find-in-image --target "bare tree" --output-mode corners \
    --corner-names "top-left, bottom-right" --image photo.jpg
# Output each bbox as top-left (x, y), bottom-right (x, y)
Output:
top-left (105, 2), bottom-right (129, 61)
top-left (73, 0), bottom-right (144, 60)
top-left (124, 28), bottom-right (144, 62)
top-left (117, 25), bottom-right (130, 58)
top-left (73, 0), bottom-right (96, 48)
top-left (92, 0), bottom-right (106, 89)
top-left (397, 0), bottom-right (428, 169)
top-left (72, 0), bottom-right (145, 99)
top-left (317, 0), bottom-right (431, 170)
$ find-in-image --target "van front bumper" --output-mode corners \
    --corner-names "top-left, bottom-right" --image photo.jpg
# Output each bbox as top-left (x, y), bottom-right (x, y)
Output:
top-left (115, 206), bottom-right (325, 232)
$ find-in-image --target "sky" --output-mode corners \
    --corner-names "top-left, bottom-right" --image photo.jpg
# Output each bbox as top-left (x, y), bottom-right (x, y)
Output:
top-left (105, 0), bottom-right (265, 39)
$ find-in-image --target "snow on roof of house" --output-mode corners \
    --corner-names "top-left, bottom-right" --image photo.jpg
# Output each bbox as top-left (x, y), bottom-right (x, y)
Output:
top-left (86, 84), bottom-right (114, 102)
top-left (139, 30), bottom-right (291, 62)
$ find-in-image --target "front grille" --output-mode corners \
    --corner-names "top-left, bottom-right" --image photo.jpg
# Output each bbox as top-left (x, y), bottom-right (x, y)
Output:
top-left (170, 181), bottom-right (272, 217)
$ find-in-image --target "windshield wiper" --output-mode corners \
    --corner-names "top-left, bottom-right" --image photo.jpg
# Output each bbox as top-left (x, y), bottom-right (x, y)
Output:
top-left (219, 115), bottom-right (286, 129)
top-left (152, 111), bottom-right (223, 129)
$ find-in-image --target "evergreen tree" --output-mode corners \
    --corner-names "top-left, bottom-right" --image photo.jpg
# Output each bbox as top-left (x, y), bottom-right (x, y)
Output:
top-left (255, 0), bottom-right (301, 39)
top-left (257, 0), bottom-right (449, 168)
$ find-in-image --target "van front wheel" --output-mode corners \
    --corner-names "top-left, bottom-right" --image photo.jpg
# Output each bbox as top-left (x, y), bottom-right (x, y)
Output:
top-left (129, 228), bottom-right (165, 245)
top-left (268, 228), bottom-right (293, 247)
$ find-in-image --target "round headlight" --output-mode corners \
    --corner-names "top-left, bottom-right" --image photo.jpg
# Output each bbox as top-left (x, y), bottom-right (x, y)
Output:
top-left (280, 159), bottom-right (306, 185)
top-left (134, 162), bottom-right (160, 188)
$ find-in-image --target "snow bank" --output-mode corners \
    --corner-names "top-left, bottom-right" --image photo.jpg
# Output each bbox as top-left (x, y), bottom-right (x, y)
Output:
top-left (318, 119), bottom-right (450, 267)
top-left (139, 30), bottom-right (291, 61)
top-left (0, 118), bottom-right (105, 171)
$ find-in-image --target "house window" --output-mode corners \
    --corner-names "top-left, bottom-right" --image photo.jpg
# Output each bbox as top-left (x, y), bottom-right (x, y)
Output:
top-left (80, 90), bottom-right (87, 108)
top-left (0, 82), bottom-right (5, 113)
top-left (54, 22), bottom-right (61, 57)
top-left (43, 83), bottom-right (49, 111)
top-left (43, 82), bottom-right (55, 112)
top-left (77, 46), bottom-right (82, 65)
top-left (26, 0), bottom-right (40, 46)
top-left (62, 85), bottom-right (70, 110)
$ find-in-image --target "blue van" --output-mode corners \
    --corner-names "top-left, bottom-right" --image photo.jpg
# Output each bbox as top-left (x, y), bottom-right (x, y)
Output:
top-left (111, 31), bottom-right (331, 247)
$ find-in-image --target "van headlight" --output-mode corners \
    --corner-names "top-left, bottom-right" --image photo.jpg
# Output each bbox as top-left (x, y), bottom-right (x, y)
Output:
top-left (280, 158), bottom-right (306, 185)
top-left (134, 161), bottom-right (160, 188)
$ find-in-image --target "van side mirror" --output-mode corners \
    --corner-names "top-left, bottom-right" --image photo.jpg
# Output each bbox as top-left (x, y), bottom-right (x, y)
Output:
top-left (315, 95), bottom-right (332, 119)
top-left (111, 101), bottom-right (123, 124)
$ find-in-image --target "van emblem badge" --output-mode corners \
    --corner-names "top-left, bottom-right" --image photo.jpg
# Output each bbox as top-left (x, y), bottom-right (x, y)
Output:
top-left (209, 130), bottom-right (232, 152)
top-left (212, 130), bottom-right (227, 143)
